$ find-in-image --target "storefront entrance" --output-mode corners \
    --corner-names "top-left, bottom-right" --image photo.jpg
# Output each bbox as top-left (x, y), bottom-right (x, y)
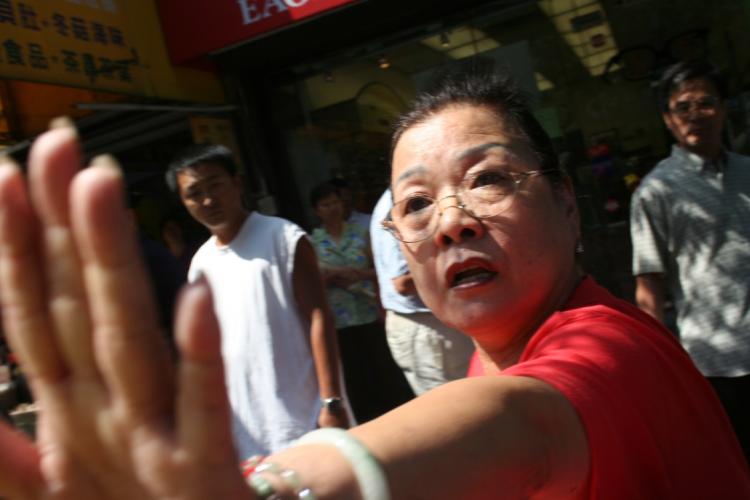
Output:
top-left (257, 0), bottom-right (750, 299)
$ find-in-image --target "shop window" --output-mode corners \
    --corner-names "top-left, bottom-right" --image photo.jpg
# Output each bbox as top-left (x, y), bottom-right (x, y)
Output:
top-left (264, 0), bottom-right (750, 298)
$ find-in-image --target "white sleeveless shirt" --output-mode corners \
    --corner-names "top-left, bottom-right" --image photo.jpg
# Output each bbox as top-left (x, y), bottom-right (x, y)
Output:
top-left (188, 212), bottom-right (320, 458)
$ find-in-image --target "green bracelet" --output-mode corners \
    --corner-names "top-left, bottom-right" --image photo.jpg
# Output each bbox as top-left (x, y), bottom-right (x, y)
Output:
top-left (296, 428), bottom-right (390, 500)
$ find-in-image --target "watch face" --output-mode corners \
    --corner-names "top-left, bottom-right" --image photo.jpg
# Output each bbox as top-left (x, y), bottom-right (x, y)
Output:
top-left (324, 397), bottom-right (343, 413)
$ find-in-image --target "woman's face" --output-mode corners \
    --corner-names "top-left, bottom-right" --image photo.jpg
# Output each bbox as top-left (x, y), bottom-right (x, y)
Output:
top-left (314, 193), bottom-right (344, 225)
top-left (391, 104), bottom-right (580, 357)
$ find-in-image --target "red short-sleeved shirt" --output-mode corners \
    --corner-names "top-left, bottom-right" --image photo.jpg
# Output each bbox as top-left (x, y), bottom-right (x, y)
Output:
top-left (469, 277), bottom-right (750, 498)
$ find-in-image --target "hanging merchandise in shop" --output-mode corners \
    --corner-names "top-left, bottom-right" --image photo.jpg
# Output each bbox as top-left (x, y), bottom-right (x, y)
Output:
top-left (0, 0), bottom-right (223, 102)
top-left (158, 0), bottom-right (357, 64)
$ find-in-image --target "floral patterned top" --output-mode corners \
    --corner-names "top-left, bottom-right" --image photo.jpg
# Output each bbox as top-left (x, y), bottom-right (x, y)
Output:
top-left (311, 222), bottom-right (379, 329)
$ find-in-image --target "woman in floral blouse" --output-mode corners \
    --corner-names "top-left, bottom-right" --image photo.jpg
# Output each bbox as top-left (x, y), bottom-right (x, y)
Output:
top-left (310, 182), bottom-right (413, 423)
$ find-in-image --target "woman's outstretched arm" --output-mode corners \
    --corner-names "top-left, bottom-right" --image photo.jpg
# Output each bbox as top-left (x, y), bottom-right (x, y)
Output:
top-left (267, 375), bottom-right (589, 500)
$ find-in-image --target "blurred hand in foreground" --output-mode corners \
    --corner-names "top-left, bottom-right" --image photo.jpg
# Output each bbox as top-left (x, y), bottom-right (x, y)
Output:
top-left (0, 124), bottom-right (252, 500)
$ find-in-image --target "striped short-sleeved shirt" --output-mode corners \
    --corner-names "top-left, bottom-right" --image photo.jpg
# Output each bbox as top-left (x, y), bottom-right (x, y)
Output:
top-left (630, 145), bottom-right (750, 377)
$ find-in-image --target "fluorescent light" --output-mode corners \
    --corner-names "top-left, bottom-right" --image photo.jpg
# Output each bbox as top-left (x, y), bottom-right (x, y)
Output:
top-left (538, 0), bottom-right (620, 76)
top-left (535, 72), bottom-right (555, 91)
top-left (421, 26), bottom-right (499, 59)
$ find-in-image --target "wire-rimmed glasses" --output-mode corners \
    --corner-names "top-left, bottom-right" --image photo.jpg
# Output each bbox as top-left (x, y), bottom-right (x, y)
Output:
top-left (382, 169), bottom-right (557, 243)
top-left (669, 96), bottom-right (720, 119)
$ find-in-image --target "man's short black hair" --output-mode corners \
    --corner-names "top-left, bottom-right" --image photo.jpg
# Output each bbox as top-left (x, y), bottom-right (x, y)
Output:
top-left (656, 60), bottom-right (728, 113)
top-left (390, 59), bottom-right (563, 186)
top-left (165, 143), bottom-right (238, 195)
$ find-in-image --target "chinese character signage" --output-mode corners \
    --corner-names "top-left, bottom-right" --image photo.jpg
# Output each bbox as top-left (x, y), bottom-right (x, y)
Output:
top-left (190, 116), bottom-right (243, 171)
top-left (158, 0), bottom-right (356, 64)
top-left (0, 0), bottom-right (224, 101)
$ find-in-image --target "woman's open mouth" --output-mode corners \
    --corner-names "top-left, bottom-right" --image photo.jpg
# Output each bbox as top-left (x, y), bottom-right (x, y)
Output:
top-left (447, 260), bottom-right (498, 288)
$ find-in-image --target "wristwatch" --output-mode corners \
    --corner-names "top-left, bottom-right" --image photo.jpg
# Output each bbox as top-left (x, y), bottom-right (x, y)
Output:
top-left (321, 396), bottom-right (344, 413)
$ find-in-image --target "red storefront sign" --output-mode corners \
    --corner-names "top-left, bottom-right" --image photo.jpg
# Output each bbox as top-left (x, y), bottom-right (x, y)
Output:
top-left (158, 0), bottom-right (356, 64)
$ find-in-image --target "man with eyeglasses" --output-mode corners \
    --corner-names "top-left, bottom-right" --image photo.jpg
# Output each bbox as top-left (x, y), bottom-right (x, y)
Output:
top-left (630, 60), bottom-right (750, 463)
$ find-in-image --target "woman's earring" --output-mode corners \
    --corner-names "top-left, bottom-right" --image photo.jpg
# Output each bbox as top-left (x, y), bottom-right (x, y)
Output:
top-left (575, 241), bottom-right (584, 254)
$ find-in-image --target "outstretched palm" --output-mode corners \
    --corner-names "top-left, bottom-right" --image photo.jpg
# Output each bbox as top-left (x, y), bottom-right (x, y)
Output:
top-left (0, 126), bottom-right (251, 500)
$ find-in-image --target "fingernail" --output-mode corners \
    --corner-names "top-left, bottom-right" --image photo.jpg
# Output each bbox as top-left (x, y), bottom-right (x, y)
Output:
top-left (0, 154), bottom-right (18, 170)
top-left (48, 116), bottom-right (76, 131)
top-left (0, 161), bottom-right (14, 184)
top-left (90, 154), bottom-right (122, 173)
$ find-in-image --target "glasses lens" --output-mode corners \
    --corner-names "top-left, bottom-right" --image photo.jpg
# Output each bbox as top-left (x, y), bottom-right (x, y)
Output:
top-left (697, 96), bottom-right (718, 112)
top-left (672, 96), bottom-right (718, 117)
top-left (462, 169), bottom-right (538, 218)
top-left (390, 195), bottom-right (436, 242)
top-left (672, 102), bottom-right (691, 116)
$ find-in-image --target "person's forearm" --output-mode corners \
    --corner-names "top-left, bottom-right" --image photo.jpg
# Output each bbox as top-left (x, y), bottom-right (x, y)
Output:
top-left (355, 376), bottom-right (588, 499)
top-left (270, 376), bottom-right (589, 499)
top-left (637, 297), bottom-right (664, 323)
top-left (310, 306), bottom-right (344, 399)
top-left (319, 266), bottom-right (342, 286)
top-left (635, 274), bottom-right (665, 323)
top-left (354, 267), bottom-right (377, 282)
top-left (292, 240), bottom-right (346, 401)
top-left (391, 274), bottom-right (417, 296)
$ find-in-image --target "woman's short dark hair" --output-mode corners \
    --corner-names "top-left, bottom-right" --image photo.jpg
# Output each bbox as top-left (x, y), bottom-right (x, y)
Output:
top-left (309, 182), bottom-right (341, 208)
top-left (656, 60), bottom-right (727, 113)
top-left (391, 60), bottom-right (563, 186)
top-left (165, 143), bottom-right (238, 194)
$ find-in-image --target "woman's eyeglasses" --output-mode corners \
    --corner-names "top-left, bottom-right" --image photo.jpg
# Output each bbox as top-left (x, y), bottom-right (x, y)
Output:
top-left (382, 169), bottom-right (557, 243)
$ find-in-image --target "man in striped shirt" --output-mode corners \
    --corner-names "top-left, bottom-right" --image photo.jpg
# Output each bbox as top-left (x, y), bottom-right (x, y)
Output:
top-left (630, 60), bottom-right (750, 464)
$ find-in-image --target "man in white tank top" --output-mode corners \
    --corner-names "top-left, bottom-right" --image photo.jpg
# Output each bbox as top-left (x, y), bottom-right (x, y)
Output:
top-left (166, 144), bottom-right (349, 459)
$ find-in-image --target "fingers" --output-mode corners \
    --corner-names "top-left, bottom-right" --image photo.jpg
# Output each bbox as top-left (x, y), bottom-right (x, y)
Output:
top-left (174, 280), bottom-right (236, 460)
top-left (171, 282), bottom-right (252, 498)
top-left (28, 120), bottom-right (80, 226)
top-left (0, 422), bottom-right (42, 499)
top-left (69, 162), bottom-right (174, 424)
top-left (0, 157), bottom-right (68, 385)
top-left (28, 124), bottom-right (97, 380)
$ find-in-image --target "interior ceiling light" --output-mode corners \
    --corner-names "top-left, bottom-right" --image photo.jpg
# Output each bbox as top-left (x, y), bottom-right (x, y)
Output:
top-left (378, 56), bottom-right (390, 69)
top-left (420, 25), bottom-right (499, 59)
top-left (535, 72), bottom-right (555, 91)
top-left (538, 0), bottom-right (620, 77)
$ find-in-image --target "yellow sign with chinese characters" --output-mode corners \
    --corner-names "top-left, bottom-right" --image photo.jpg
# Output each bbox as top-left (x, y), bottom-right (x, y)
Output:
top-left (0, 0), bottom-right (224, 102)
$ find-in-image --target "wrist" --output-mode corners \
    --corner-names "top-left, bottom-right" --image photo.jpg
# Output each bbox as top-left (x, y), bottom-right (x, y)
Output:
top-left (321, 396), bottom-right (345, 413)
top-left (297, 428), bottom-right (390, 500)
